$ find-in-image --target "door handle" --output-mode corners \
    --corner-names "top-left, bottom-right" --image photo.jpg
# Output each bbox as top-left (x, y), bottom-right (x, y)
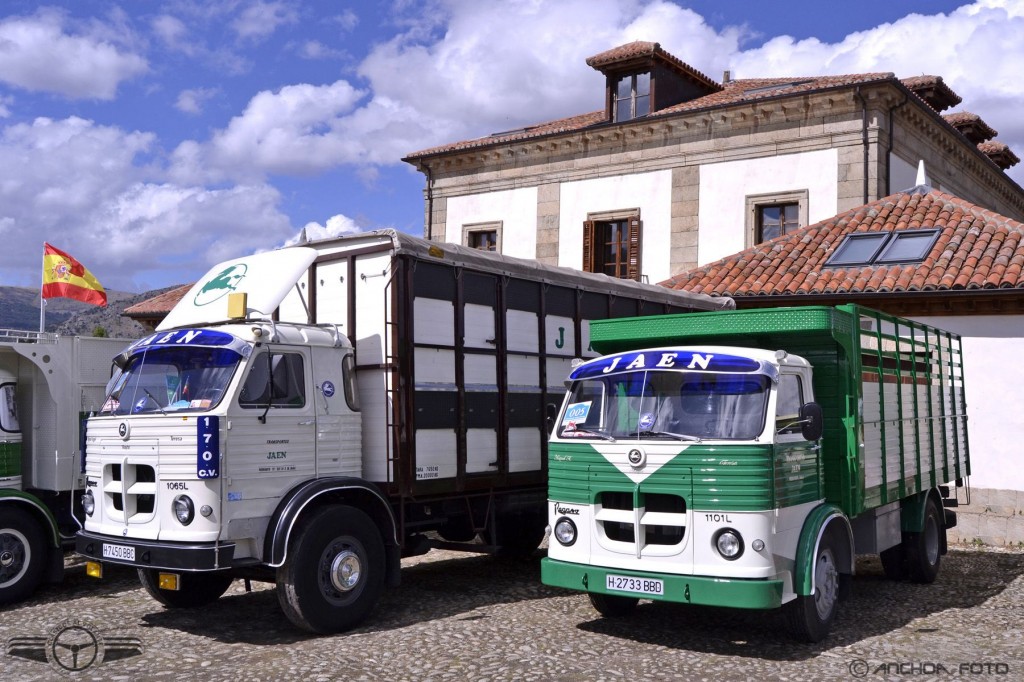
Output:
top-left (298, 419), bottom-right (315, 425)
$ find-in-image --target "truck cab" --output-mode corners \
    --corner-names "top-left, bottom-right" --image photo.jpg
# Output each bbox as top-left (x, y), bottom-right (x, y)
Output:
top-left (545, 346), bottom-right (826, 614)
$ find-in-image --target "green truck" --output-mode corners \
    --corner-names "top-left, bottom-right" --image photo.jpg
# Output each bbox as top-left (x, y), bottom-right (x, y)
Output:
top-left (541, 305), bottom-right (968, 641)
top-left (0, 330), bottom-right (127, 605)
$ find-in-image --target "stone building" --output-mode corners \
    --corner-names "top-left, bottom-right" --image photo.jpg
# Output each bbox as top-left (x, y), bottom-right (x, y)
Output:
top-left (403, 41), bottom-right (1022, 285)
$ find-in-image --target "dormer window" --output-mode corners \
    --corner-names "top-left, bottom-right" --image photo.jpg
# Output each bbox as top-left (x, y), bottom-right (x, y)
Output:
top-left (586, 41), bottom-right (723, 124)
top-left (614, 72), bottom-right (650, 122)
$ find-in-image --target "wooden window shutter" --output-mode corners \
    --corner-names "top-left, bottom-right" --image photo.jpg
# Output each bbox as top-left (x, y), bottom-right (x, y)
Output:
top-left (627, 217), bottom-right (642, 281)
top-left (582, 220), bottom-right (596, 272)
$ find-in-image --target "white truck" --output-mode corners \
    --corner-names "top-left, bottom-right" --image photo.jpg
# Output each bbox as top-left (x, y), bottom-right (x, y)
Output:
top-left (76, 230), bottom-right (731, 632)
top-left (1, 330), bottom-right (127, 605)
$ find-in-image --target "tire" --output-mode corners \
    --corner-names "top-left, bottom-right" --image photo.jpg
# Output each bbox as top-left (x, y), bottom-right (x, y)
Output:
top-left (589, 592), bottom-right (639, 618)
top-left (787, 533), bottom-right (841, 643)
top-left (138, 568), bottom-right (234, 608)
top-left (906, 497), bottom-right (943, 584)
top-left (879, 544), bottom-right (906, 581)
top-left (276, 505), bottom-right (385, 634)
top-left (0, 507), bottom-right (47, 605)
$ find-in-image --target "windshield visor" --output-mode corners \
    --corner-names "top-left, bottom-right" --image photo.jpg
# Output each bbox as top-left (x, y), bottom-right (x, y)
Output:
top-left (558, 370), bottom-right (770, 441)
top-left (100, 346), bottom-right (242, 415)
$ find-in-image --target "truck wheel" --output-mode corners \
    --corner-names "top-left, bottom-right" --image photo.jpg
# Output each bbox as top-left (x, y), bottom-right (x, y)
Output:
top-left (787, 534), bottom-right (840, 642)
top-left (138, 569), bottom-right (233, 608)
top-left (589, 593), bottom-right (639, 617)
top-left (276, 505), bottom-right (385, 634)
top-left (0, 507), bottom-right (46, 605)
top-left (906, 497), bottom-right (943, 584)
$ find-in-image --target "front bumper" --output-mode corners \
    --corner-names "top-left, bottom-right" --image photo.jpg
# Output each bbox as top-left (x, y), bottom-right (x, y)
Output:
top-left (76, 531), bottom-right (235, 572)
top-left (541, 557), bottom-right (783, 610)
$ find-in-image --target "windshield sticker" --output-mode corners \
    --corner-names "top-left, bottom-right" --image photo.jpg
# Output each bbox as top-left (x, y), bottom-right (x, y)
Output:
top-left (639, 413), bottom-right (655, 430)
top-left (562, 401), bottom-right (592, 425)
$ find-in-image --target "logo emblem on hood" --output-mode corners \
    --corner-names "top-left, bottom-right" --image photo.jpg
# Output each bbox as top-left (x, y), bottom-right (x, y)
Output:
top-left (194, 263), bottom-right (248, 306)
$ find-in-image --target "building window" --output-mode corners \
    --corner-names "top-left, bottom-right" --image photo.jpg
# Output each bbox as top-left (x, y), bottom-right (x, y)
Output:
top-left (758, 203), bottom-right (800, 242)
top-left (613, 72), bottom-right (650, 122)
top-left (462, 221), bottom-right (502, 252)
top-left (825, 229), bottom-right (940, 267)
top-left (745, 190), bottom-right (809, 247)
top-left (583, 212), bottom-right (641, 280)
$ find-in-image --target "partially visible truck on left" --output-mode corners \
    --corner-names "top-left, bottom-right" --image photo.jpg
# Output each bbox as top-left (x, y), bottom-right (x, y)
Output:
top-left (0, 330), bottom-right (128, 605)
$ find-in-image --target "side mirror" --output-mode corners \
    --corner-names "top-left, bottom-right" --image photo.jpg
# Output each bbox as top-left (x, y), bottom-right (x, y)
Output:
top-left (545, 403), bottom-right (559, 436)
top-left (800, 402), bottom-right (823, 442)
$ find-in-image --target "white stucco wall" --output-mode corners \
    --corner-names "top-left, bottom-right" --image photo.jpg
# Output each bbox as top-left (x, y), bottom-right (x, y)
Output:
top-left (911, 314), bottom-right (1024, 492)
top-left (697, 150), bottom-right (839, 264)
top-left (559, 170), bottom-right (673, 283)
top-left (445, 187), bottom-right (539, 260)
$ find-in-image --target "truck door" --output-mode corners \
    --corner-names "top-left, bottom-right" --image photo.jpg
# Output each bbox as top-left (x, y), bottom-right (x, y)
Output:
top-left (226, 346), bottom-right (316, 501)
top-left (308, 346), bottom-right (362, 477)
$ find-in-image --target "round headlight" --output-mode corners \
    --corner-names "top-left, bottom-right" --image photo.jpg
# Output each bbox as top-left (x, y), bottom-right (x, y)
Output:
top-left (553, 517), bottom-right (577, 546)
top-left (82, 490), bottom-right (95, 517)
top-left (714, 529), bottom-right (744, 560)
top-left (173, 495), bottom-right (195, 525)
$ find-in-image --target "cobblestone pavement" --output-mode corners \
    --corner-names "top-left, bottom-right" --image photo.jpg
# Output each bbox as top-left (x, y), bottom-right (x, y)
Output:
top-left (2, 545), bottom-right (1022, 681)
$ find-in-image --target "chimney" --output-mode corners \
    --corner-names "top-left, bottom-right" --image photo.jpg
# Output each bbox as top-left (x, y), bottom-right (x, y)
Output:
top-left (723, 70), bottom-right (731, 84)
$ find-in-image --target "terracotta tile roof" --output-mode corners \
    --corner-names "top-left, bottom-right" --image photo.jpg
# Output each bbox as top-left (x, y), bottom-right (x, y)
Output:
top-left (900, 75), bottom-right (962, 111)
top-left (123, 284), bottom-right (190, 317)
top-left (943, 111), bottom-right (997, 143)
top-left (660, 189), bottom-right (1024, 298)
top-left (404, 72), bottom-right (894, 160)
top-left (656, 73), bottom-right (893, 115)
top-left (585, 41), bottom-right (722, 93)
top-left (978, 140), bottom-right (1020, 169)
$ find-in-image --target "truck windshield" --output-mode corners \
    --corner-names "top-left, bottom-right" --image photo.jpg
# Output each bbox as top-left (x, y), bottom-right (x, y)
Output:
top-left (100, 347), bottom-right (241, 415)
top-left (558, 370), bottom-right (770, 441)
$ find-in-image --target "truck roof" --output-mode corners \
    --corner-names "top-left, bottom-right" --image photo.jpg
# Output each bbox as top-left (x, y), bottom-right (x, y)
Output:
top-left (300, 229), bottom-right (736, 314)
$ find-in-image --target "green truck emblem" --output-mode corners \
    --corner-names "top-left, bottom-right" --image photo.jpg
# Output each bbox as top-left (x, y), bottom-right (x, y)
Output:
top-left (194, 263), bottom-right (248, 306)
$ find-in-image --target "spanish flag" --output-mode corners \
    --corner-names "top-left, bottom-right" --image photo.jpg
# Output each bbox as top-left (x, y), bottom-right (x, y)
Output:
top-left (41, 243), bottom-right (107, 306)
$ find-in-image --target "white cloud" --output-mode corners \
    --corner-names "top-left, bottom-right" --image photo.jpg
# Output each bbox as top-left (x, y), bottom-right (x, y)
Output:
top-left (176, 87), bottom-right (219, 115)
top-left (152, 14), bottom-right (196, 56)
top-left (0, 116), bottom-right (294, 291)
top-left (284, 214), bottom-right (364, 246)
top-left (332, 10), bottom-right (359, 32)
top-left (0, 9), bottom-right (148, 99)
top-left (231, 1), bottom-right (299, 42)
top-left (298, 40), bottom-right (344, 60)
top-left (176, 80), bottom-right (367, 180)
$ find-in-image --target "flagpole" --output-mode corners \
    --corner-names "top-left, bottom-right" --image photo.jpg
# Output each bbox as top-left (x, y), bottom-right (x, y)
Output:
top-left (39, 242), bottom-right (46, 333)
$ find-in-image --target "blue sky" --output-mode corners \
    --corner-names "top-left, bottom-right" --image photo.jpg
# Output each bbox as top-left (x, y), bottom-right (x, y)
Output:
top-left (2, 0), bottom-right (1021, 293)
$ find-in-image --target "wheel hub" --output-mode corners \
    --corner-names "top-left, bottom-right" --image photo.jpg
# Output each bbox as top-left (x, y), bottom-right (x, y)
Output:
top-left (0, 549), bottom-right (13, 568)
top-left (329, 549), bottom-right (362, 593)
top-left (814, 548), bottom-right (838, 620)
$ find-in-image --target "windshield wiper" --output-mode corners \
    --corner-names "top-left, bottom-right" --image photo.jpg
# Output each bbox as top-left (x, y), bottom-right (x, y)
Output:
top-left (638, 430), bottom-right (702, 442)
top-left (143, 389), bottom-right (167, 415)
top-left (563, 428), bottom-right (616, 442)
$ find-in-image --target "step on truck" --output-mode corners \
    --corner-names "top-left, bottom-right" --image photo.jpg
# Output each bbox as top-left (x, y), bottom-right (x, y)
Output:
top-left (1, 330), bottom-right (128, 605)
top-left (541, 305), bottom-right (969, 641)
top-left (75, 229), bottom-right (731, 633)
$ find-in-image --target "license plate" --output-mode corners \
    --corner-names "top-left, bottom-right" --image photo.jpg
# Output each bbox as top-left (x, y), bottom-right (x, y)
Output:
top-left (102, 543), bottom-right (135, 562)
top-left (605, 574), bottom-right (664, 596)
